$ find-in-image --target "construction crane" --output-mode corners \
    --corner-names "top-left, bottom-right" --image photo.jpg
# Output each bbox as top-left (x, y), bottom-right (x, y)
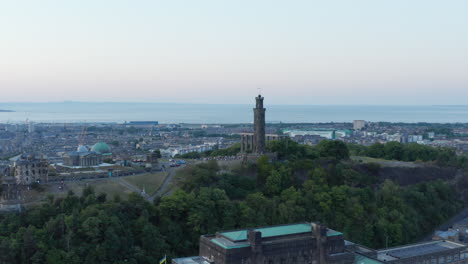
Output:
top-left (77, 125), bottom-right (88, 152)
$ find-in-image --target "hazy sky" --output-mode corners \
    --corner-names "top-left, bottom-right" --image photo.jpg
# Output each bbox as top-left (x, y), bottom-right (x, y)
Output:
top-left (0, 0), bottom-right (467, 105)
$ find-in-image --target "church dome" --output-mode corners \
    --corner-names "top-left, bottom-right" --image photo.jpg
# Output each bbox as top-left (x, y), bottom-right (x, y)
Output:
top-left (77, 145), bottom-right (89, 153)
top-left (91, 142), bottom-right (111, 154)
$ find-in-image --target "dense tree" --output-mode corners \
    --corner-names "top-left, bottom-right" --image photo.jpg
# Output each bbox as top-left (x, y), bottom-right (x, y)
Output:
top-left (0, 141), bottom-right (463, 263)
top-left (316, 140), bottom-right (349, 160)
top-left (362, 141), bottom-right (465, 167)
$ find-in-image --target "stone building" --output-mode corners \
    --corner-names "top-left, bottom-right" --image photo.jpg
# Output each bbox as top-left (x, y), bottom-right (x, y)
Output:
top-left (0, 165), bottom-right (21, 201)
top-left (172, 222), bottom-right (468, 264)
top-left (240, 133), bottom-right (284, 153)
top-left (146, 150), bottom-right (160, 164)
top-left (62, 145), bottom-right (103, 167)
top-left (241, 95), bottom-right (284, 154)
top-left (63, 151), bottom-right (102, 167)
top-left (254, 94), bottom-right (266, 154)
top-left (1, 175), bottom-right (21, 201)
top-left (173, 223), bottom-right (355, 264)
top-left (13, 154), bottom-right (49, 185)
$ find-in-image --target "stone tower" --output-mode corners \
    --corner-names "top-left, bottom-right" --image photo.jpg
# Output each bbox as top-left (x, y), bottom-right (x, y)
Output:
top-left (254, 94), bottom-right (266, 154)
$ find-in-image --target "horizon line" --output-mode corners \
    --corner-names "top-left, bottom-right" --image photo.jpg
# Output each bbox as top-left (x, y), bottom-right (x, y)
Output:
top-left (1, 101), bottom-right (468, 107)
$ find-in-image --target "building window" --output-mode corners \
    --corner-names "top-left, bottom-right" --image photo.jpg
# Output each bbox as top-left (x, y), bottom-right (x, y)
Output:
top-left (432, 257), bottom-right (436, 264)
top-left (440, 257), bottom-right (445, 264)
top-left (447, 255), bottom-right (452, 263)
top-left (455, 254), bottom-right (459, 261)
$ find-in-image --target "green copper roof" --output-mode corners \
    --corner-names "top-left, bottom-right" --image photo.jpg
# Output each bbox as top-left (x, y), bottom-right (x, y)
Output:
top-left (211, 238), bottom-right (250, 249)
top-left (221, 223), bottom-right (312, 242)
top-left (220, 223), bottom-right (343, 242)
top-left (91, 142), bottom-right (111, 154)
top-left (354, 254), bottom-right (384, 264)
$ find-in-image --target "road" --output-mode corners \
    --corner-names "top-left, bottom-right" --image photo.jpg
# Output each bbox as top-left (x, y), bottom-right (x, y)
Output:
top-left (149, 165), bottom-right (181, 201)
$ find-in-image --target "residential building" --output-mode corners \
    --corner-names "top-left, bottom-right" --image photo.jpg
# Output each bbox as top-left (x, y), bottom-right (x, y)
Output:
top-left (353, 120), bottom-right (366, 130)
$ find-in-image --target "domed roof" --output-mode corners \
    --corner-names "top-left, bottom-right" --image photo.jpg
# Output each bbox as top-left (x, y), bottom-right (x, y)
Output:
top-left (77, 145), bottom-right (89, 153)
top-left (91, 142), bottom-right (111, 154)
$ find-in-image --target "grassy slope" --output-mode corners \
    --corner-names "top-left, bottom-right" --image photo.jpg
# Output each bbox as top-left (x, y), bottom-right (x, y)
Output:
top-left (122, 172), bottom-right (168, 195)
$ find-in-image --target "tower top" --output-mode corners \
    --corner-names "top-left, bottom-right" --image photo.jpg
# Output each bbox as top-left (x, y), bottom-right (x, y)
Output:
top-left (255, 94), bottom-right (264, 109)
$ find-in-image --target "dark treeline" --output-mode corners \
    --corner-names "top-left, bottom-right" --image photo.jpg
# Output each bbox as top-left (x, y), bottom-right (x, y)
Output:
top-left (349, 142), bottom-right (467, 167)
top-left (0, 139), bottom-right (464, 263)
top-left (175, 143), bottom-right (241, 159)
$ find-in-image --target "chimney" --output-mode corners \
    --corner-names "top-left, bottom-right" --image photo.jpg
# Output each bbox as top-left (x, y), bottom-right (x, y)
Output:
top-left (312, 223), bottom-right (328, 264)
top-left (248, 230), bottom-right (262, 253)
top-left (248, 230), bottom-right (263, 263)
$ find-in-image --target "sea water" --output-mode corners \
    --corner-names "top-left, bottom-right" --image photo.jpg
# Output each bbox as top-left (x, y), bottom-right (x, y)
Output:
top-left (0, 102), bottom-right (467, 124)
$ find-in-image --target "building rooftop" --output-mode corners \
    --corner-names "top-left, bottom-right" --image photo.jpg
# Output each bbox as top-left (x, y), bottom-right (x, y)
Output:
top-left (377, 241), bottom-right (466, 261)
top-left (434, 230), bottom-right (459, 239)
top-left (218, 223), bottom-right (342, 242)
top-left (211, 237), bottom-right (250, 249)
top-left (220, 223), bottom-right (310, 241)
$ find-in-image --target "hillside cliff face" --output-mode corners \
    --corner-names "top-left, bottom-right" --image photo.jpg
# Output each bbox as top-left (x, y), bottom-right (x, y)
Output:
top-left (353, 162), bottom-right (467, 202)
top-left (354, 163), bottom-right (458, 186)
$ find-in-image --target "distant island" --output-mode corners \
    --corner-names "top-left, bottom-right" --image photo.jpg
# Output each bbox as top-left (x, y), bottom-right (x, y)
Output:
top-left (0, 109), bottom-right (14, 112)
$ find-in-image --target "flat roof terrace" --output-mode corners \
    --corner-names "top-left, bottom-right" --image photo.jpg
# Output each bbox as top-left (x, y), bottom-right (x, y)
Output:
top-left (377, 241), bottom-right (466, 262)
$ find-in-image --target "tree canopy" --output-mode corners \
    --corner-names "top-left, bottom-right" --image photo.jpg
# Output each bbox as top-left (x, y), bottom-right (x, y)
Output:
top-left (0, 139), bottom-right (464, 263)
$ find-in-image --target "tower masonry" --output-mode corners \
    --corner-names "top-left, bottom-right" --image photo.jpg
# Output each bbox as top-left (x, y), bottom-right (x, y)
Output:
top-left (240, 94), bottom-right (282, 154)
top-left (253, 95), bottom-right (266, 154)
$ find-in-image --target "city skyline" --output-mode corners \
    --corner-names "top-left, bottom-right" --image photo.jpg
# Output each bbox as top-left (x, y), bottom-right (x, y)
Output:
top-left (1, 0), bottom-right (467, 105)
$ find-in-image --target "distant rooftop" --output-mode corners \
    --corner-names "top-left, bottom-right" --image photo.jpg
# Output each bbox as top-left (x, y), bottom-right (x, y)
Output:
top-left (127, 121), bottom-right (159, 125)
top-left (434, 230), bottom-right (459, 239)
top-left (377, 241), bottom-right (466, 261)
